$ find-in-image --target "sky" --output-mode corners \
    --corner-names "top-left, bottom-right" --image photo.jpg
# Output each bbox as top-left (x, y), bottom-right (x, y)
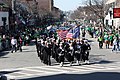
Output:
top-left (54, 0), bottom-right (85, 11)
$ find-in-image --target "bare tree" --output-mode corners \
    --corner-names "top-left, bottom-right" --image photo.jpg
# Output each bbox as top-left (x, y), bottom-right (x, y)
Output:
top-left (0, 0), bottom-right (11, 8)
top-left (70, 6), bottom-right (88, 20)
top-left (84, 0), bottom-right (105, 27)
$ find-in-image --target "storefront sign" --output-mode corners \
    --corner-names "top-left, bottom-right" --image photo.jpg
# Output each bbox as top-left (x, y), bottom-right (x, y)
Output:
top-left (113, 8), bottom-right (120, 18)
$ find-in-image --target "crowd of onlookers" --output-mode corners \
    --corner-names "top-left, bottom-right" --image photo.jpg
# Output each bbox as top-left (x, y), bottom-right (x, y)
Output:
top-left (0, 26), bottom-right (54, 53)
top-left (83, 25), bottom-right (120, 52)
top-left (0, 27), bottom-right (39, 52)
top-left (0, 35), bottom-right (11, 51)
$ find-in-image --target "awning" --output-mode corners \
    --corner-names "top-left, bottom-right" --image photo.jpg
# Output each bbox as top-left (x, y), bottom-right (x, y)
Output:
top-left (106, 0), bottom-right (116, 4)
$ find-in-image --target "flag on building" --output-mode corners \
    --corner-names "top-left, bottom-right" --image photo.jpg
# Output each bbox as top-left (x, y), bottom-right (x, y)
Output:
top-left (66, 26), bottom-right (80, 39)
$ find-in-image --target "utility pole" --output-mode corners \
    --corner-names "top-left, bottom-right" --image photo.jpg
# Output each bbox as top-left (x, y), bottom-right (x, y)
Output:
top-left (11, 0), bottom-right (16, 32)
top-left (12, 0), bottom-right (16, 14)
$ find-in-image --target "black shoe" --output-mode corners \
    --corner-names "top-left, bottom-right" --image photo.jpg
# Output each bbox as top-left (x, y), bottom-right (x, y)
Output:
top-left (20, 50), bottom-right (22, 52)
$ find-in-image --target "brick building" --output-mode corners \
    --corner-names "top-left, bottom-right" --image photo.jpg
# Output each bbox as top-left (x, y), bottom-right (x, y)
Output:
top-left (19, 0), bottom-right (53, 12)
top-left (36, 0), bottom-right (53, 12)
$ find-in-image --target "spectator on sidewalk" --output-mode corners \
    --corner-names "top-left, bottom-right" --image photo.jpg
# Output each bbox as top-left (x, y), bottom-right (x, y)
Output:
top-left (11, 37), bottom-right (17, 53)
top-left (17, 37), bottom-right (23, 52)
top-left (98, 35), bottom-right (103, 49)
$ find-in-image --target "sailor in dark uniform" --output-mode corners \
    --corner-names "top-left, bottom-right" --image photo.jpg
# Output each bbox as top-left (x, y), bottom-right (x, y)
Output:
top-left (47, 42), bottom-right (52, 65)
top-left (51, 40), bottom-right (59, 62)
top-left (36, 40), bottom-right (45, 63)
top-left (74, 41), bottom-right (81, 65)
top-left (41, 41), bottom-right (48, 65)
top-left (67, 43), bottom-right (74, 66)
top-left (80, 40), bottom-right (88, 63)
top-left (84, 40), bottom-right (91, 64)
top-left (36, 40), bottom-right (42, 57)
top-left (57, 43), bottom-right (64, 67)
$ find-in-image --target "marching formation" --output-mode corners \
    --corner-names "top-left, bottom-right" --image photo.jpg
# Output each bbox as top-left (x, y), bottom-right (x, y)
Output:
top-left (36, 38), bottom-right (91, 67)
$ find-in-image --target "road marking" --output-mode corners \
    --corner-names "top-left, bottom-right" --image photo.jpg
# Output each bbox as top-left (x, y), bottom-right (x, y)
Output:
top-left (2, 64), bottom-right (120, 79)
top-left (31, 66), bottom-right (68, 72)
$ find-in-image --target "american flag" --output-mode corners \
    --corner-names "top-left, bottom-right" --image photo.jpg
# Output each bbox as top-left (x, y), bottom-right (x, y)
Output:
top-left (66, 31), bottom-right (73, 39)
top-left (57, 30), bottom-right (68, 40)
top-left (66, 26), bottom-right (80, 39)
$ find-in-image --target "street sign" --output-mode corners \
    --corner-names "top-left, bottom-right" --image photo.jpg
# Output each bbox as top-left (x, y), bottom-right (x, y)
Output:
top-left (113, 8), bottom-right (120, 18)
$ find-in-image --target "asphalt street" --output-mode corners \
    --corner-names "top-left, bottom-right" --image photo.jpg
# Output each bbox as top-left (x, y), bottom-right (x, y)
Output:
top-left (0, 34), bottom-right (120, 80)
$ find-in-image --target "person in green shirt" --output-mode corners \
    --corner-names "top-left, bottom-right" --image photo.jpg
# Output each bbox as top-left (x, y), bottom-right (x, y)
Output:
top-left (104, 34), bottom-right (110, 49)
top-left (109, 34), bottom-right (114, 46)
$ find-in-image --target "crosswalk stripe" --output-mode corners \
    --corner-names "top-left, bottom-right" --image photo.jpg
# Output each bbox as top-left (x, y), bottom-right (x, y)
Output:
top-left (22, 68), bottom-right (46, 73)
top-left (82, 65), bottom-right (105, 69)
top-left (11, 72), bottom-right (32, 76)
top-left (30, 66), bottom-right (68, 72)
top-left (5, 74), bottom-right (16, 79)
top-left (5, 72), bottom-right (34, 79)
top-left (3, 64), bottom-right (120, 79)
top-left (71, 66), bottom-right (97, 71)
top-left (44, 66), bottom-right (78, 72)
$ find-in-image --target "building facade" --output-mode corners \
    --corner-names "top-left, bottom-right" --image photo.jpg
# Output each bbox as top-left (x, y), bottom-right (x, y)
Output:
top-left (104, 0), bottom-right (120, 29)
top-left (0, 1), bottom-right (10, 31)
top-left (22, 0), bottom-right (54, 12)
top-left (36, 0), bottom-right (53, 12)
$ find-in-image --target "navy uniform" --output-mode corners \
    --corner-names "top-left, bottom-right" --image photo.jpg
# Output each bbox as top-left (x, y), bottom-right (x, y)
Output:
top-left (51, 40), bottom-right (59, 62)
top-left (57, 44), bottom-right (64, 67)
top-left (81, 40), bottom-right (88, 62)
top-left (75, 42), bottom-right (81, 65)
top-left (36, 41), bottom-right (42, 57)
top-left (41, 42), bottom-right (49, 65)
top-left (84, 40), bottom-right (91, 64)
top-left (67, 44), bottom-right (74, 66)
top-left (47, 43), bottom-right (52, 65)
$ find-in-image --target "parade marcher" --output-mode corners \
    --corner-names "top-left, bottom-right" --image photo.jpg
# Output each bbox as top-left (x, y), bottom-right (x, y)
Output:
top-left (74, 40), bottom-right (81, 65)
top-left (36, 40), bottom-right (42, 57)
top-left (65, 42), bottom-right (74, 66)
top-left (80, 40), bottom-right (88, 63)
top-left (39, 40), bottom-right (44, 62)
top-left (51, 40), bottom-right (59, 62)
top-left (11, 37), bottom-right (17, 53)
top-left (82, 29), bottom-right (86, 38)
top-left (72, 40), bottom-right (77, 52)
top-left (63, 40), bottom-right (70, 61)
top-left (41, 41), bottom-right (49, 65)
top-left (84, 40), bottom-right (91, 64)
top-left (57, 43), bottom-right (65, 67)
top-left (47, 42), bottom-right (52, 65)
